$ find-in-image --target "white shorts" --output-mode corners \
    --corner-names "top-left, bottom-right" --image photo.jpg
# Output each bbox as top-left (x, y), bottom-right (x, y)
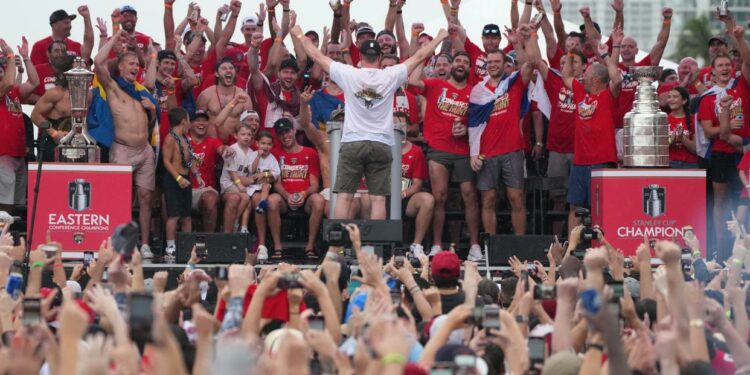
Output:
top-left (191, 186), bottom-right (219, 211)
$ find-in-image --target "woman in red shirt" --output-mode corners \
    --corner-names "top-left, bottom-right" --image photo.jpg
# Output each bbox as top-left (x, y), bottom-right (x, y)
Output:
top-left (667, 86), bottom-right (699, 169)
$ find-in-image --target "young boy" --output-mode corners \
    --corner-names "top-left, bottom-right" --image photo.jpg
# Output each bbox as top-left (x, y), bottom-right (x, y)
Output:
top-left (219, 123), bottom-right (256, 233)
top-left (242, 131), bottom-right (280, 261)
top-left (163, 108), bottom-right (205, 262)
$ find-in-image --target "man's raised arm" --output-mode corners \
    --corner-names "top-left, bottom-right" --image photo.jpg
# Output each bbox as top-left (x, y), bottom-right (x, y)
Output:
top-left (94, 30), bottom-right (122, 90)
top-left (403, 29), bottom-right (448, 76)
top-left (649, 8), bottom-right (672, 65)
top-left (292, 25), bottom-right (334, 73)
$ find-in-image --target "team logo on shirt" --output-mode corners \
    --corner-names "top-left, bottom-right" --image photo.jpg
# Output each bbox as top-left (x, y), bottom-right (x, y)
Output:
top-left (475, 56), bottom-right (488, 77)
top-left (282, 164), bottom-right (309, 180)
top-left (437, 88), bottom-right (469, 117)
top-left (355, 88), bottom-right (384, 109)
top-left (492, 94), bottom-right (510, 113)
top-left (5, 95), bottom-right (21, 114)
top-left (557, 87), bottom-right (575, 112)
top-left (192, 151), bottom-right (205, 167)
top-left (577, 99), bottom-right (598, 120)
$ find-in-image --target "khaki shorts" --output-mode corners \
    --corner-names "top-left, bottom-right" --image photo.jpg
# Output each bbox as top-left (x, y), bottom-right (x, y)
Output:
top-left (111, 142), bottom-right (155, 191)
top-left (0, 156), bottom-right (26, 205)
top-left (192, 186), bottom-right (219, 211)
top-left (334, 141), bottom-right (392, 196)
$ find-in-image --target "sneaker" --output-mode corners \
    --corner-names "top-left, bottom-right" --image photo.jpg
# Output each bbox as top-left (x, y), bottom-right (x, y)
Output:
top-left (164, 244), bottom-right (176, 264)
top-left (467, 244), bottom-right (483, 262)
top-left (240, 226), bottom-right (249, 234)
top-left (410, 243), bottom-right (425, 257)
top-left (429, 245), bottom-right (442, 256)
top-left (256, 245), bottom-right (269, 262)
top-left (140, 244), bottom-right (154, 263)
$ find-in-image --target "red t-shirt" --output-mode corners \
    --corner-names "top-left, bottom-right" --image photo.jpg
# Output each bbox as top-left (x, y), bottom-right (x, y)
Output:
top-left (0, 87), bottom-right (26, 157)
top-left (33, 63), bottom-right (59, 97)
top-left (414, 79), bottom-right (471, 155)
top-left (572, 80), bottom-right (617, 165)
top-left (30, 37), bottom-right (81, 66)
top-left (402, 145), bottom-right (428, 181)
top-left (615, 55), bottom-right (654, 128)
top-left (697, 76), bottom-right (749, 154)
top-left (548, 47), bottom-right (564, 71)
top-left (667, 114), bottom-right (699, 164)
top-left (215, 284), bottom-right (307, 323)
top-left (464, 38), bottom-right (514, 85)
top-left (699, 66), bottom-right (737, 88)
top-left (544, 71), bottom-right (576, 153)
top-left (190, 136), bottom-right (223, 189)
top-left (106, 32), bottom-right (152, 59)
top-left (273, 146), bottom-right (320, 194)
top-left (157, 80), bottom-right (185, 147)
top-left (480, 76), bottom-right (527, 157)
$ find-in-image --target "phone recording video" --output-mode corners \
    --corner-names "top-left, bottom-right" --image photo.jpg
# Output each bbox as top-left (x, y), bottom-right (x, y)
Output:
top-left (128, 293), bottom-right (154, 343)
top-left (22, 298), bottom-right (41, 326)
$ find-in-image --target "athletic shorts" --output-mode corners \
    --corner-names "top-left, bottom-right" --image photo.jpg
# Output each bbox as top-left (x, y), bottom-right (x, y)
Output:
top-left (547, 151), bottom-right (573, 196)
top-left (477, 150), bottom-right (525, 190)
top-left (709, 151), bottom-right (738, 184)
top-left (567, 163), bottom-right (615, 206)
top-left (163, 174), bottom-right (191, 218)
top-left (425, 147), bottom-right (474, 183)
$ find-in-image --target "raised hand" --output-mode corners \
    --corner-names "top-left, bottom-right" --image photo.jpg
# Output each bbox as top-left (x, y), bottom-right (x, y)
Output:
top-left (300, 85), bottom-right (313, 103)
top-left (17, 37), bottom-right (29, 59)
top-left (550, 0), bottom-right (561, 12)
top-left (96, 18), bottom-right (108, 35)
top-left (78, 5), bottom-right (91, 18)
top-left (662, 7), bottom-right (673, 19)
top-left (579, 7), bottom-right (591, 19)
top-left (411, 22), bottom-right (425, 36)
top-left (612, 26), bottom-right (624, 44)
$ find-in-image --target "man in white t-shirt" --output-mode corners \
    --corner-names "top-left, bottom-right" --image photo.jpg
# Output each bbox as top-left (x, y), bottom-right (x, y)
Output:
top-left (292, 25), bottom-right (448, 219)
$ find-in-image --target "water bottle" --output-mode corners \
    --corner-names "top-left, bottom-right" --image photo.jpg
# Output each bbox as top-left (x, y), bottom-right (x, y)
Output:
top-left (6, 272), bottom-right (23, 300)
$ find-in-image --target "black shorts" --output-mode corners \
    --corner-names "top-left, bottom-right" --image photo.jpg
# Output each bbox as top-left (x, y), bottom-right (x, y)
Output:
top-left (425, 147), bottom-right (474, 183)
top-left (163, 173), bottom-right (191, 218)
top-left (709, 151), bottom-right (738, 184)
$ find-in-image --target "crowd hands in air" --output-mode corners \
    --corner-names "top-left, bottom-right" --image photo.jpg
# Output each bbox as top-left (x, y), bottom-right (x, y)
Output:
top-left (1, 216), bottom-right (750, 374)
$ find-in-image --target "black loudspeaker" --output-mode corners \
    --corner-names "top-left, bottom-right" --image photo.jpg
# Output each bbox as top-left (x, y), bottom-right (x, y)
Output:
top-left (487, 235), bottom-right (554, 266)
top-left (322, 219), bottom-right (403, 244)
top-left (176, 232), bottom-right (250, 263)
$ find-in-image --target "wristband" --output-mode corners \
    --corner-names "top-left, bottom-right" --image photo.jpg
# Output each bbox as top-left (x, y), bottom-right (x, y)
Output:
top-left (268, 8), bottom-right (275, 14)
top-left (283, 9), bottom-right (290, 12)
top-left (381, 353), bottom-right (407, 365)
top-left (175, 175), bottom-right (183, 182)
top-left (693, 251), bottom-right (701, 257)
top-left (663, 19), bottom-right (671, 25)
top-left (412, 31), bottom-right (419, 37)
top-left (440, 0), bottom-right (449, 4)
top-left (586, 343), bottom-right (605, 352)
top-left (397, 10), bottom-right (402, 14)
top-left (600, 52), bottom-right (610, 59)
top-left (234, 178), bottom-right (242, 185)
top-left (275, 36), bottom-right (283, 43)
top-left (478, 154), bottom-right (486, 161)
top-left (54, 263), bottom-right (64, 268)
top-left (689, 319), bottom-right (704, 328)
top-left (165, 3), bottom-right (173, 9)
top-left (733, 258), bottom-right (743, 266)
top-left (554, 11), bottom-right (561, 16)
top-left (32, 261), bottom-right (45, 269)
top-left (613, 45), bottom-right (621, 48)
top-left (186, 262), bottom-right (196, 270)
top-left (100, 34), bottom-right (108, 38)
top-left (257, 22), bottom-right (264, 27)
top-left (515, 314), bottom-right (529, 323)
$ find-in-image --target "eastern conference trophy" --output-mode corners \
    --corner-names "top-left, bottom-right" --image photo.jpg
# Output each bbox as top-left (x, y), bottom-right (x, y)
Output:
top-left (622, 66), bottom-right (669, 167)
top-left (56, 57), bottom-right (100, 163)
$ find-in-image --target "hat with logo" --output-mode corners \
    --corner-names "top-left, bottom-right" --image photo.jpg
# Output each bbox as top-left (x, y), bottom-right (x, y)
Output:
top-left (482, 24), bottom-right (501, 37)
top-left (120, 5), bottom-right (138, 15)
top-left (431, 251), bottom-right (460, 279)
top-left (49, 10), bottom-right (77, 24)
top-left (360, 40), bottom-right (382, 57)
top-left (356, 25), bottom-right (376, 39)
top-left (274, 118), bottom-right (294, 134)
top-left (242, 15), bottom-right (259, 28)
top-left (239, 110), bottom-right (260, 123)
top-left (191, 109), bottom-right (210, 121)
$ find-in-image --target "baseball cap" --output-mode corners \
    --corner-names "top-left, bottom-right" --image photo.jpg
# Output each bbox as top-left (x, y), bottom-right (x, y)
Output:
top-left (431, 251), bottom-right (460, 279)
top-left (239, 110), bottom-right (259, 122)
top-left (120, 5), bottom-right (137, 15)
top-left (274, 118), bottom-right (294, 133)
top-left (49, 10), bottom-right (77, 24)
top-left (242, 15), bottom-right (259, 28)
top-left (192, 109), bottom-right (210, 121)
top-left (157, 50), bottom-right (177, 62)
top-left (579, 22), bottom-right (601, 34)
top-left (708, 35), bottom-right (728, 46)
top-left (482, 24), bottom-right (501, 37)
top-left (356, 25), bottom-right (376, 39)
top-left (279, 58), bottom-right (300, 72)
top-left (360, 40), bottom-right (382, 57)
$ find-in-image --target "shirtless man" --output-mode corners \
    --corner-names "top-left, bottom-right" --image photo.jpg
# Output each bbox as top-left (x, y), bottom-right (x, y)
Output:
top-left (30, 57), bottom-right (76, 162)
top-left (95, 30), bottom-right (159, 258)
top-left (196, 57), bottom-right (252, 143)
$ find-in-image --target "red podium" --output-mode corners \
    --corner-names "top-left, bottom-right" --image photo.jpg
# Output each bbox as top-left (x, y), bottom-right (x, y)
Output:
top-left (591, 169), bottom-right (706, 256)
top-left (27, 163), bottom-right (133, 257)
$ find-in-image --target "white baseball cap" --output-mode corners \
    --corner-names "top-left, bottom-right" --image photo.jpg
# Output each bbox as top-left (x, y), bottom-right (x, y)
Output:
top-left (242, 15), bottom-right (259, 27)
top-left (240, 110), bottom-right (260, 122)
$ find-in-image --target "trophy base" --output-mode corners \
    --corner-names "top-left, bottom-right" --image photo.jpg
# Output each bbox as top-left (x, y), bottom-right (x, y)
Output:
top-left (623, 155), bottom-right (670, 168)
top-left (55, 145), bottom-right (101, 163)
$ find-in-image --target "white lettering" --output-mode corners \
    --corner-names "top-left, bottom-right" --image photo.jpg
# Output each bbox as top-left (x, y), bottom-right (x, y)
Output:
top-left (616, 226), bottom-right (684, 238)
top-left (48, 213), bottom-right (111, 226)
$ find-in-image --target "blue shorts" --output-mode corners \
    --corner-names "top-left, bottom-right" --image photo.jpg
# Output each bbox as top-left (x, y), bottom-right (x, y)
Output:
top-left (567, 164), bottom-right (614, 206)
top-left (670, 160), bottom-right (699, 169)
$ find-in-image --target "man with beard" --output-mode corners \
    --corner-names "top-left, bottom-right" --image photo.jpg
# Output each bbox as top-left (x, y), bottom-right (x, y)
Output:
top-left (537, 50), bottom-right (587, 236)
top-left (697, 25), bottom-right (750, 260)
top-left (376, 30), bottom-right (399, 57)
top-left (431, 54), bottom-right (452, 80)
top-left (267, 118), bottom-right (324, 260)
top-left (562, 28), bottom-right (624, 229)
top-left (252, 58), bottom-right (302, 132)
top-left (196, 58), bottom-right (252, 144)
top-left (31, 8), bottom-right (94, 66)
top-left (108, 6), bottom-right (153, 59)
top-left (94, 30), bottom-right (160, 259)
top-left (408, 51), bottom-right (480, 257)
top-left (30, 56), bottom-right (75, 162)
top-left (28, 42), bottom-right (71, 104)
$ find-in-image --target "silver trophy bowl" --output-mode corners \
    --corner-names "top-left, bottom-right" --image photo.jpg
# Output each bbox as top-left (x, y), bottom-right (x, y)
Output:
top-left (622, 66), bottom-right (669, 168)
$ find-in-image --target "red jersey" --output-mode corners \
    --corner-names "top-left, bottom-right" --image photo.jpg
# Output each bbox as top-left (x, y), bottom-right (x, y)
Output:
top-left (107, 32), bottom-right (152, 59)
top-left (0, 87), bottom-right (26, 157)
top-left (477, 75), bottom-right (528, 158)
top-left (572, 80), bottom-right (617, 165)
top-left (464, 38), bottom-right (514, 85)
top-left (414, 79), bottom-right (471, 155)
top-left (699, 66), bottom-right (737, 88)
top-left (190, 136), bottom-right (223, 189)
top-left (739, 152), bottom-right (750, 198)
top-left (402, 145), bottom-right (428, 181)
top-left (667, 114), bottom-right (699, 164)
top-left (33, 63), bottom-right (59, 97)
top-left (544, 71), bottom-right (576, 153)
top-left (157, 79), bottom-right (185, 147)
top-left (548, 47), bottom-right (564, 71)
top-left (30, 37), bottom-right (81, 66)
top-left (273, 146), bottom-right (320, 194)
top-left (697, 76), bottom-right (749, 154)
top-left (615, 55), bottom-right (654, 128)
top-left (215, 284), bottom-right (307, 322)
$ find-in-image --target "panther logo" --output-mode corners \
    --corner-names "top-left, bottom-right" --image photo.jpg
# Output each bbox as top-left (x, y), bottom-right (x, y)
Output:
top-left (355, 88), bottom-right (384, 109)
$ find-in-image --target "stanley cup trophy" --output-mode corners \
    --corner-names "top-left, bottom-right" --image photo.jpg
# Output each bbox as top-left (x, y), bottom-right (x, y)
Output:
top-left (622, 66), bottom-right (669, 167)
top-left (56, 57), bottom-right (100, 163)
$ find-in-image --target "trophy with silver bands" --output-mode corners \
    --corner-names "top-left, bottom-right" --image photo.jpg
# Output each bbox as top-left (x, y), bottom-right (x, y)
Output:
top-left (622, 66), bottom-right (669, 167)
top-left (56, 57), bottom-right (100, 163)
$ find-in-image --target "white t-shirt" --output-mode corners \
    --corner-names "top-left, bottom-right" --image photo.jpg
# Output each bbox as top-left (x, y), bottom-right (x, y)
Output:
top-left (329, 61), bottom-right (408, 146)
top-left (219, 143), bottom-right (256, 192)
top-left (246, 152), bottom-right (280, 196)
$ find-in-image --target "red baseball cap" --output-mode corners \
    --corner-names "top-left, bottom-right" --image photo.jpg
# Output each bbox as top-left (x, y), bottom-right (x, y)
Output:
top-left (431, 251), bottom-right (460, 279)
top-left (657, 81), bottom-right (679, 95)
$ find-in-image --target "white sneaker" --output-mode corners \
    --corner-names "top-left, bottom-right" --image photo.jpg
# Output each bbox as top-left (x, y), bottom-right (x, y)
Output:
top-left (467, 244), bottom-right (483, 262)
top-left (164, 244), bottom-right (176, 264)
top-left (410, 243), bottom-right (425, 257)
top-left (240, 226), bottom-right (249, 234)
top-left (429, 245), bottom-right (442, 256)
top-left (140, 244), bottom-right (154, 262)
top-left (256, 245), bottom-right (269, 262)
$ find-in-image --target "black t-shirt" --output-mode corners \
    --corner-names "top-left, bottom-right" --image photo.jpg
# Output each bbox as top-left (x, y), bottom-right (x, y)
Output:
top-left (440, 290), bottom-right (466, 314)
